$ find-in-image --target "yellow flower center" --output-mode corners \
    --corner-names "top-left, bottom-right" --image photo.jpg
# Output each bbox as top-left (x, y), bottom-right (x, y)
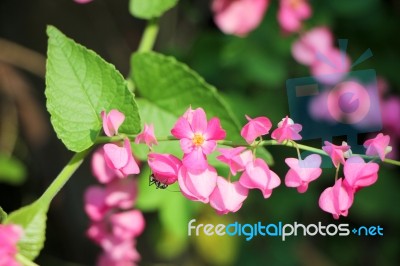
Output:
top-left (192, 133), bottom-right (205, 147)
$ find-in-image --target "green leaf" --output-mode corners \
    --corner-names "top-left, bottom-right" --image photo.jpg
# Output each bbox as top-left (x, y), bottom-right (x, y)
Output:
top-left (129, 0), bottom-right (178, 19)
top-left (45, 26), bottom-right (141, 152)
top-left (5, 201), bottom-right (48, 260)
top-left (0, 206), bottom-right (7, 223)
top-left (131, 52), bottom-right (242, 142)
top-left (132, 98), bottom-right (183, 160)
top-left (0, 155), bottom-right (27, 185)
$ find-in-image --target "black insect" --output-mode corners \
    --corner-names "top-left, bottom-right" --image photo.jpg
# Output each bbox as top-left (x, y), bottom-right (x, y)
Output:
top-left (149, 174), bottom-right (168, 189)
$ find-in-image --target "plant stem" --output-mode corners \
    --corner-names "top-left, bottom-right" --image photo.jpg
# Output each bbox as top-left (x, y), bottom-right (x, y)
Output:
top-left (39, 149), bottom-right (91, 204)
top-left (15, 254), bottom-right (39, 266)
top-left (138, 18), bottom-right (159, 52)
top-left (220, 139), bottom-right (400, 167)
top-left (95, 135), bottom-right (400, 167)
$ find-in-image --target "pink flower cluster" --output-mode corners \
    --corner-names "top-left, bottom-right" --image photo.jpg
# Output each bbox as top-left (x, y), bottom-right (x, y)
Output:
top-left (211, 0), bottom-right (312, 36)
top-left (292, 27), bottom-right (351, 85)
top-left (147, 107), bottom-right (304, 214)
top-left (318, 134), bottom-right (390, 219)
top-left (85, 110), bottom-right (145, 266)
top-left (90, 107), bottom-right (391, 246)
top-left (0, 224), bottom-right (23, 266)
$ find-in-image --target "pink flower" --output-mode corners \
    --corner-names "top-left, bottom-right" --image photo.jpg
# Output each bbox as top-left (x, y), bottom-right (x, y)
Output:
top-left (84, 186), bottom-right (109, 221)
top-left (271, 116), bottom-right (302, 143)
top-left (277, 0), bottom-right (312, 33)
top-left (212, 0), bottom-right (269, 37)
top-left (382, 97), bottom-right (400, 136)
top-left (216, 147), bottom-right (248, 175)
top-left (91, 148), bottom-right (124, 184)
top-left (101, 110), bottom-right (125, 137)
top-left (98, 251), bottom-right (139, 266)
top-left (171, 107), bottom-right (226, 170)
top-left (239, 158), bottom-right (281, 198)
top-left (210, 177), bottom-right (249, 214)
top-left (178, 166), bottom-right (218, 203)
top-left (292, 27), bottom-right (333, 65)
top-left (343, 156), bottom-right (379, 192)
top-left (105, 179), bottom-right (138, 209)
top-left (363, 133), bottom-right (391, 161)
top-left (319, 178), bottom-right (354, 219)
top-left (87, 221), bottom-right (108, 244)
top-left (147, 153), bottom-right (181, 185)
top-left (322, 141), bottom-right (351, 168)
top-left (284, 154), bottom-right (322, 193)
top-left (311, 48), bottom-right (351, 85)
top-left (135, 124), bottom-right (158, 147)
top-left (103, 139), bottom-right (140, 176)
top-left (100, 237), bottom-right (140, 263)
top-left (0, 224), bottom-right (23, 266)
top-left (110, 210), bottom-right (145, 240)
top-left (85, 179), bottom-right (138, 221)
top-left (240, 115), bottom-right (272, 144)
top-left (74, 0), bottom-right (93, 4)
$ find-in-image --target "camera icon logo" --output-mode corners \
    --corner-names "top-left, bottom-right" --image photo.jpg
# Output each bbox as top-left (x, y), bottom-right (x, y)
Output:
top-left (286, 41), bottom-right (381, 167)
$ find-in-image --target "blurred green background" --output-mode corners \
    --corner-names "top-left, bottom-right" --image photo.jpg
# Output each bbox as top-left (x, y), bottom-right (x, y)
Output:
top-left (0, 0), bottom-right (399, 265)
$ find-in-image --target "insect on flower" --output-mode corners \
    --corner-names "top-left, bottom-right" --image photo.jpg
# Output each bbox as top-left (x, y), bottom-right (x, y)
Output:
top-left (149, 174), bottom-right (168, 189)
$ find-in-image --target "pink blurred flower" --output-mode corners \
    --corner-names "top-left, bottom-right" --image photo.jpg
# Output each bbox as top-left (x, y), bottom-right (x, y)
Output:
top-left (87, 221), bottom-right (108, 244)
top-left (103, 139), bottom-right (140, 177)
top-left (171, 107), bottom-right (226, 170)
top-left (271, 116), bottom-right (302, 143)
top-left (216, 147), bottom-right (247, 175)
top-left (277, 0), bottom-right (311, 33)
top-left (382, 97), bottom-right (400, 136)
top-left (74, 0), bottom-right (93, 4)
top-left (148, 153), bottom-right (182, 185)
top-left (212, 0), bottom-right (269, 37)
top-left (343, 156), bottom-right (379, 192)
top-left (101, 110), bottom-right (125, 137)
top-left (178, 166), bottom-right (218, 203)
top-left (241, 115), bottom-right (272, 144)
top-left (311, 48), bottom-right (351, 85)
top-left (105, 179), bottom-right (138, 209)
top-left (98, 252), bottom-right (138, 266)
top-left (110, 210), bottom-right (145, 240)
top-left (210, 177), bottom-right (249, 214)
top-left (322, 141), bottom-right (351, 168)
top-left (100, 237), bottom-right (140, 264)
top-left (84, 186), bottom-right (109, 221)
top-left (135, 124), bottom-right (158, 148)
top-left (319, 178), bottom-right (354, 219)
top-left (284, 154), bottom-right (322, 193)
top-left (364, 133), bottom-right (391, 161)
top-left (239, 158), bottom-right (281, 198)
top-left (92, 148), bottom-right (124, 184)
top-left (0, 224), bottom-right (23, 266)
top-left (84, 180), bottom-right (137, 224)
top-left (292, 27), bottom-right (333, 65)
